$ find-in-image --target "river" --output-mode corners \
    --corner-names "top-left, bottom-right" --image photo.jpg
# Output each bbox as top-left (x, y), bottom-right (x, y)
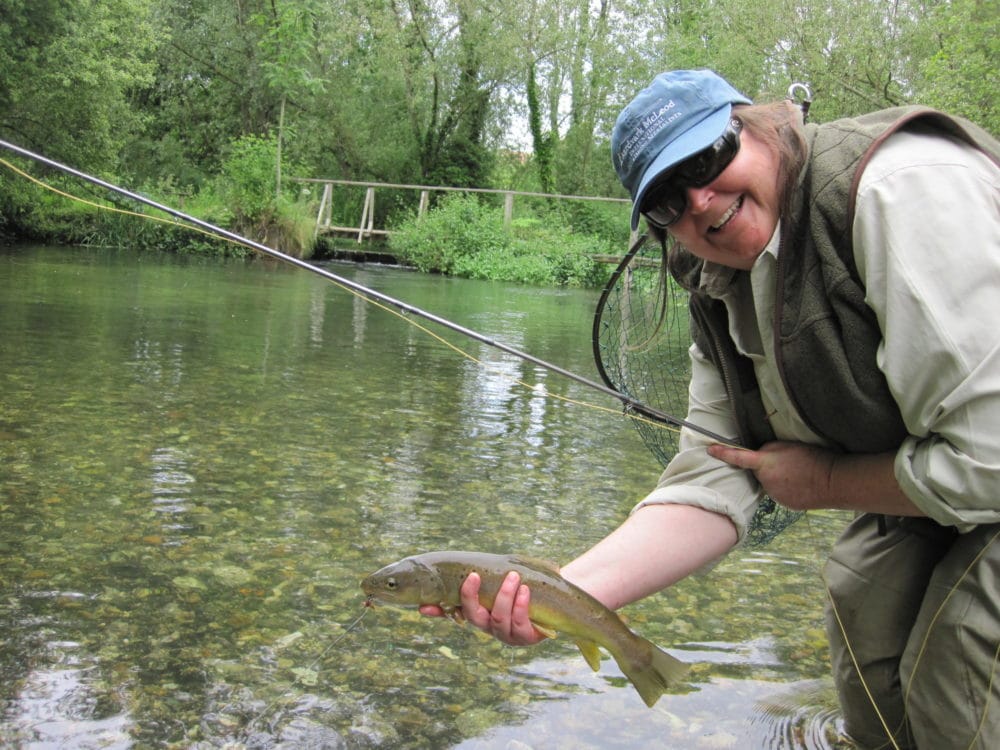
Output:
top-left (0, 244), bottom-right (854, 748)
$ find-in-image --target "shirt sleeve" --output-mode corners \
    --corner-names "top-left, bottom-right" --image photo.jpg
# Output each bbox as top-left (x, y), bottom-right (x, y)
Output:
top-left (631, 342), bottom-right (765, 541)
top-left (852, 130), bottom-right (1000, 527)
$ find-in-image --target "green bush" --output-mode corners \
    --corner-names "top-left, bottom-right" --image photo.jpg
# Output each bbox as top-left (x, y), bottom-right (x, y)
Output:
top-left (389, 193), bottom-right (610, 287)
top-left (389, 193), bottom-right (508, 275)
top-left (561, 201), bottom-right (631, 247)
top-left (213, 133), bottom-right (316, 258)
top-left (219, 134), bottom-right (274, 220)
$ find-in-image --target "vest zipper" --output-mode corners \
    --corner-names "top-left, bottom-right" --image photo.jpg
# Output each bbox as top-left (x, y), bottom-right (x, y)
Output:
top-left (693, 300), bottom-right (748, 448)
top-left (771, 228), bottom-right (830, 445)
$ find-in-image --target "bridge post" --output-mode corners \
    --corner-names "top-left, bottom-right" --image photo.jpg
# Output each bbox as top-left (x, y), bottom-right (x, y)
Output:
top-left (358, 187), bottom-right (375, 243)
top-left (503, 191), bottom-right (514, 228)
top-left (314, 182), bottom-right (332, 239)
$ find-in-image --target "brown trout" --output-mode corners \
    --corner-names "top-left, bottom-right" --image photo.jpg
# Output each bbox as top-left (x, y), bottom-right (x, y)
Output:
top-left (361, 550), bottom-right (688, 707)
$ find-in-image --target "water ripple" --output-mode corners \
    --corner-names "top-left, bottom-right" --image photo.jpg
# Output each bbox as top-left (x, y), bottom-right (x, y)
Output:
top-left (745, 680), bottom-right (856, 749)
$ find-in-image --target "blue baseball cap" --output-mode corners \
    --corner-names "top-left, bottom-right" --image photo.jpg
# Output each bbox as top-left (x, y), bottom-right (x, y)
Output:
top-left (612, 70), bottom-right (751, 229)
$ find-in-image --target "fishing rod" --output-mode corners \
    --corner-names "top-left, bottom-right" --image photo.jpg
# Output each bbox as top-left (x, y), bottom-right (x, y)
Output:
top-left (0, 137), bottom-right (735, 444)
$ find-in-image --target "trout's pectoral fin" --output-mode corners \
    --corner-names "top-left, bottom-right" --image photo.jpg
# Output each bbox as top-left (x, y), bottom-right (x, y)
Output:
top-left (573, 639), bottom-right (603, 672)
top-left (443, 606), bottom-right (466, 625)
top-left (532, 622), bottom-right (558, 640)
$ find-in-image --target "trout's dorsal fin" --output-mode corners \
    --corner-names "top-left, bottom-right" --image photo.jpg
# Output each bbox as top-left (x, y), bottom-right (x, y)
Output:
top-left (510, 555), bottom-right (561, 574)
top-left (573, 639), bottom-right (603, 672)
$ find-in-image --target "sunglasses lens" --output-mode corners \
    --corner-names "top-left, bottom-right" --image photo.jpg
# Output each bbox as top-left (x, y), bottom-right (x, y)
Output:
top-left (640, 119), bottom-right (742, 228)
top-left (642, 187), bottom-right (686, 228)
top-left (678, 144), bottom-right (731, 184)
top-left (677, 127), bottom-right (740, 186)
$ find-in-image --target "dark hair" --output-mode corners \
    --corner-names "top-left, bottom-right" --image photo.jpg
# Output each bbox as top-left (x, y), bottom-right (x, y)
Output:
top-left (734, 101), bottom-right (808, 218)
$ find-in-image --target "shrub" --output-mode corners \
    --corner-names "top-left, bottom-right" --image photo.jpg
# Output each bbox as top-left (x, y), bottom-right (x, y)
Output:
top-left (214, 133), bottom-right (315, 258)
top-left (389, 193), bottom-right (611, 287)
top-left (389, 193), bottom-right (508, 275)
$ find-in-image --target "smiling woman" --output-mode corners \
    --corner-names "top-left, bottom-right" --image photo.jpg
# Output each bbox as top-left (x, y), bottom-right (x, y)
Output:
top-left (454, 68), bottom-right (1000, 750)
top-left (613, 71), bottom-right (798, 271)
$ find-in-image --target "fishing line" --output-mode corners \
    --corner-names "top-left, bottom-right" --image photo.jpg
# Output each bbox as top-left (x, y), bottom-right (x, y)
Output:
top-left (238, 606), bottom-right (370, 739)
top-left (0, 138), bottom-right (736, 446)
top-left (970, 641), bottom-right (1000, 750)
top-left (0, 154), bottom-right (689, 441)
top-left (823, 574), bottom-right (902, 750)
top-left (0, 147), bottom-right (649, 426)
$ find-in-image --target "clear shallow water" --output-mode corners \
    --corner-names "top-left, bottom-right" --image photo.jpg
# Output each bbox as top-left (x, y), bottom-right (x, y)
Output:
top-left (0, 245), bottom-right (855, 748)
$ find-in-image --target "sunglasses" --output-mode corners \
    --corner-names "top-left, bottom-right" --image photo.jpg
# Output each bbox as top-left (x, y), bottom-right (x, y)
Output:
top-left (640, 118), bottom-right (743, 229)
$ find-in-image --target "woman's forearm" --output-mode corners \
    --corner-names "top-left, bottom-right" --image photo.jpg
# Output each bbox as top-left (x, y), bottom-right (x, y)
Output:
top-left (560, 503), bottom-right (738, 610)
top-left (827, 451), bottom-right (923, 516)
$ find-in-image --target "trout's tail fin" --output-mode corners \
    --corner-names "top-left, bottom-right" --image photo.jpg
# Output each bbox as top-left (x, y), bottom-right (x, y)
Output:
top-left (615, 641), bottom-right (689, 708)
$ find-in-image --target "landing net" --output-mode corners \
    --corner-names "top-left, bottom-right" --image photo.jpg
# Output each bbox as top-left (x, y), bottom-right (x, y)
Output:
top-left (592, 234), bottom-right (802, 547)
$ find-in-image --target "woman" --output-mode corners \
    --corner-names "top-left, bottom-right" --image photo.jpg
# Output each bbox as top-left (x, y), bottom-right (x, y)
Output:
top-left (426, 70), bottom-right (1000, 749)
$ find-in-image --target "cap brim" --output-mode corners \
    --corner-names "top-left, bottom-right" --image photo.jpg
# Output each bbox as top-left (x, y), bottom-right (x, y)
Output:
top-left (629, 105), bottom-right (734, 230)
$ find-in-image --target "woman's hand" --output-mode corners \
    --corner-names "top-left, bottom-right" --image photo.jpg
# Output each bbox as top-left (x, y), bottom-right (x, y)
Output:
top-left (707, 441), bottom-right (836, 510)
top-left (707, 441), bottom-right (922, 516)
top-left (419, 571), bottom-right (548, 646)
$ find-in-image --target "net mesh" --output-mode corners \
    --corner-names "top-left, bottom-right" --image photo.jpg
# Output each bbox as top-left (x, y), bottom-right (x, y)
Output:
top-left (592, 234), bottom-right (802, 547)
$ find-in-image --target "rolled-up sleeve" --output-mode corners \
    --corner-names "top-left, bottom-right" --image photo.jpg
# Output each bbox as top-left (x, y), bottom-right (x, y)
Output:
top-left (632, 343), bottom-right (765, 541)
top-left (853, 131), bottom-right (1000, 526)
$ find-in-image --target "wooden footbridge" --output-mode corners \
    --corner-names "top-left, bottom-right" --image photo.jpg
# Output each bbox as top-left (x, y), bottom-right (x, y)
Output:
top-left (291, 177), bottom-right (634, 244)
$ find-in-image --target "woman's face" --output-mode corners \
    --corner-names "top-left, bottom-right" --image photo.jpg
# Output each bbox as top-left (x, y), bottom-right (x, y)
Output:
top-left (665, 126), bottom-right (782, 271)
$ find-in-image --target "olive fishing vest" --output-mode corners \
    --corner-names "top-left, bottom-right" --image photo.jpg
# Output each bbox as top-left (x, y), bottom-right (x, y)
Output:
top-left (683, 106), bottom-right (1000, 453)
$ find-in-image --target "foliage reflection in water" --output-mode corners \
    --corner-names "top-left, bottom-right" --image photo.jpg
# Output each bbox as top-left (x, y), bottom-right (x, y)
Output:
top-left (0, 245), bottom-right (854, 748)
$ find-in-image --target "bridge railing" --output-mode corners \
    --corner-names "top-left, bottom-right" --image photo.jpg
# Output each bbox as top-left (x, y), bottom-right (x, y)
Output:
top-left (290, 177), bottom-right (636, 245)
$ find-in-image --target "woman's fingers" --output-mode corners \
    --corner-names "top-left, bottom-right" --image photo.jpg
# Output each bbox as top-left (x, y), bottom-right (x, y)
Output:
top-left (508, 581), bottom-right (544, 644)
top-left (422, 570), bottom-right (548, 646)
top-left (485, 571), bottom-right (521, 640)
top-left (457, 571), bottom-right (493, 631)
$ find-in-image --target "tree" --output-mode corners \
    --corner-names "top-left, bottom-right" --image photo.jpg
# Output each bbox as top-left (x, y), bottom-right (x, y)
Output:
top-left (126, 0), bottom-right (274, 185)
top-left (373, 0), bottom-right (508, 187)
top-left (255, 0), bottom-right (327, 198)
top-left (5, 0), bottom-right (996, 244)
top-left (0, 0), bottom-right (157, 170)
top-left (906, 0), bottom-right (999, 134)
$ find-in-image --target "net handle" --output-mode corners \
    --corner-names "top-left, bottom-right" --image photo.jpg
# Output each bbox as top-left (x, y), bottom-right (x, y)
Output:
top-left (591, 233), bottom-right (650, 395)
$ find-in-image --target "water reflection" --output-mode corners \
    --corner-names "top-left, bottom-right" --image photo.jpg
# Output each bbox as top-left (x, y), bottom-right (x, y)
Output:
top-left (149, 446), bottom-right (195, 537)
top-left (4, 645), bottom-right (132, 750)
top-left (309, 282), bottom-right (326, 346)
top-left (452, 664), bottom-right (848, 750)
top-left (351, 285), bottom-right (368, 347)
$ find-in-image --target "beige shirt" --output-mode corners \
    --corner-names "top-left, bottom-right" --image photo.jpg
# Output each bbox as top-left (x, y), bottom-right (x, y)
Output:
top-left (634, 131), bottom-right (1000, 540)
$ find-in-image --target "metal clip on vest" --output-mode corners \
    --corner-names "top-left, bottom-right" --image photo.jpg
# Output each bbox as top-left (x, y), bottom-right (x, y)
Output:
top-left (787, 82), bottom-right (813, 123)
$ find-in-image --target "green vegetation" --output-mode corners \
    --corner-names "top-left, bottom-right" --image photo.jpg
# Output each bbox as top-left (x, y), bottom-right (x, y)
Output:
top-left (1, 0), bottom-right (996, 280)
top-left (389, 194), bottom-right (612, 286)
top-left (216, 133), bottom-right (317, 258)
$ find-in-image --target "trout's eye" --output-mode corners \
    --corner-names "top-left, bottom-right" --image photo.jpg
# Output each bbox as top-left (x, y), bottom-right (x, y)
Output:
top-left (386, 577), bottom-right (397, 590)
